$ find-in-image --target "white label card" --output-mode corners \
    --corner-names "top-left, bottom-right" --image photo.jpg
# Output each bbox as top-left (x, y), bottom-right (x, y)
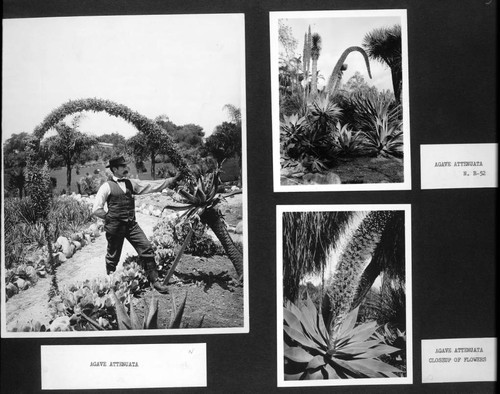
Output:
top-left (420, 143), bottom-right (497, 189)
top-left (41, 344), bottom-right (207, 390)
top-left (421, 338), bottom-right (497, 383)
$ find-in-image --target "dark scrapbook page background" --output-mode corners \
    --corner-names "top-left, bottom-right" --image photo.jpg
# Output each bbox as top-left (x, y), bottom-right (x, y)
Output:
top-left (1, 0), bottom-right (496, 393)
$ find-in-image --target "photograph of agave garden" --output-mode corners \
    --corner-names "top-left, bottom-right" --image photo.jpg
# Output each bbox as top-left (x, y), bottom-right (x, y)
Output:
top-left (271, 10), bottom-right (410, 191)
top-left (277, 205), bottom-right (412, 386)
top-left (1, 14), bottom-right (247, 336)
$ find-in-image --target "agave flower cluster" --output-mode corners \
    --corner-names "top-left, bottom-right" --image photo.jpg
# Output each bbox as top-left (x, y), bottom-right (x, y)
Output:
top-left (284, 296), bottom-right (402, 380)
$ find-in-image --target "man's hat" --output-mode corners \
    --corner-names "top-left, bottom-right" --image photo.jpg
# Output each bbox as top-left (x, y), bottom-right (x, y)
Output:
top-left (106, 156), bottom-right (129, 168)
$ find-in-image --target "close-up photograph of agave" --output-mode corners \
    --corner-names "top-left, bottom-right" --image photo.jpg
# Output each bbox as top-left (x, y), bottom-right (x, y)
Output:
top-left (278, 205), bottom-right (411, 386)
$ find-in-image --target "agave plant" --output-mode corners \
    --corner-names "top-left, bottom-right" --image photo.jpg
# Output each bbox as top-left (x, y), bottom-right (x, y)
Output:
top-left (111, 290), bottom-right (200, 330)
top-left (307, 97), bottom-right (342, 137)
top-left (331, 122), bottom-right (365, 157)
top-left (284, 296), bottom-right (402, 380)
top-left (350, 91), bottom-right (400, 131)
top-left (280, 113), bottom-right (308, 160)
top-left (165, 169), bottom-right (243, 281)
top-left (360, 115), bottom-right (403, 158)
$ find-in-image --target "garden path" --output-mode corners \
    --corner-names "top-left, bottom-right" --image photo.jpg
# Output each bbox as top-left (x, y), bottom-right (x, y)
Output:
top-left (5, 212), bottom-right (160, 331)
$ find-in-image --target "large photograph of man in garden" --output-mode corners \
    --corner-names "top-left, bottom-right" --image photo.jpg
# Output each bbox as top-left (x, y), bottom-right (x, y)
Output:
top-left (1, 14), bottom-right (247, 335)
top-left (271, 10), bottom-right (411, 191)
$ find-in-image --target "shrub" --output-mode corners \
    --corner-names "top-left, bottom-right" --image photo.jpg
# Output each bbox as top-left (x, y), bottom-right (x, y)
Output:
top-left (3, 195), bottom-right (95, 271)
top-left (16, 196), bottom-right (40, 224)
top-left (152, 215), bottom-right (222, 259)
top-left (78, 173), bottom-right (107, 195)
top-left (24, 160), bottom-right (52, 222)
top-left (49, 195), bottom-right (94, 231)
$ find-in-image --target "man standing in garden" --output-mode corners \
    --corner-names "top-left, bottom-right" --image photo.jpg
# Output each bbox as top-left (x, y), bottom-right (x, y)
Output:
top-left (92, 156), bottom-right (179, 293)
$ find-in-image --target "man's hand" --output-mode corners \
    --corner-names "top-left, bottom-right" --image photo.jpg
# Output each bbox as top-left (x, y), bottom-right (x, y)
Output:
top-left (93, 208), bottom-right (107, 220)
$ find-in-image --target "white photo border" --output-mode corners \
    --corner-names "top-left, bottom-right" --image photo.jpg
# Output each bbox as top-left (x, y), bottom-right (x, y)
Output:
top-left (276, 204), bottom-right (413, 386)
top-left (270, 9), bottom-right (411, 192)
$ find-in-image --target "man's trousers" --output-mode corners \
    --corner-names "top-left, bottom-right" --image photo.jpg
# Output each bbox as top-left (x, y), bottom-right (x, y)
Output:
top-left (105, 220), bottom-right (156, 277)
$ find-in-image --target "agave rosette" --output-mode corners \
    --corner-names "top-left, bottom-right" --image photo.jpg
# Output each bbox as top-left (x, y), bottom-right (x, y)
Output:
top-left (284, 296), bottom-right (402, 380)
top-left (332, 122), bottom-right (365, 156)
top-left (165, 170), bottom-right (222, 222)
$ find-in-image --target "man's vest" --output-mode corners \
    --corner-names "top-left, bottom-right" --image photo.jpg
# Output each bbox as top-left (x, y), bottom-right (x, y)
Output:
top-left (106, 179), bottom-right (136, 225)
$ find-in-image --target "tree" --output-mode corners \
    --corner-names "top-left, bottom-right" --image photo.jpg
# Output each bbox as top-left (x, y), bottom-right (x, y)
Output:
top-left (3, 132), bottom-right (30, 168)
top-left (205, 122), bottom-right (241, 166)
top-left (342, 71), bottom-right (372, 94)
top-left (310, 33), bottom-right (322, 99)
top-left (74, 132), bottom-right (127, 165)
top-left (279, 56), bottom-right (304, 100)
top-left (42, 117), bottom-right (98, 192)
top-left (176, 124), bottom-right (204, 149)
top-left (154, 116), bottom-right (204, 164)
top-left (223, 104), bottom-right (241, 126)
top-left (282, 211), bottom-right (352, 302)
top-left (3, 132), bottom-right (31, 197)
top-left (362, 24), bottom-right (402, 103)
top-left (127, 127), bottom-right (176, 179)
top-left (278, 19), bottom-right (298, 60)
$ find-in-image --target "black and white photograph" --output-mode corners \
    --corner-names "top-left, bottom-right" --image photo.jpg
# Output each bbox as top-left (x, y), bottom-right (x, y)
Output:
top-left (1, 0), bottom-right (496, 392)
top-left (1, 14), bottom-right (248, 337)
top-left (277, 205), bottom-right (412, 386)
top-left (271, 10), bottom-right (411, 191)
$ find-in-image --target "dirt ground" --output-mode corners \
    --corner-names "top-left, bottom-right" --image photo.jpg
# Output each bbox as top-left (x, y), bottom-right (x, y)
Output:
top-left (281, 156), bottom-right (404, 185)
top-left (4, 193), bottom-right (244, 332)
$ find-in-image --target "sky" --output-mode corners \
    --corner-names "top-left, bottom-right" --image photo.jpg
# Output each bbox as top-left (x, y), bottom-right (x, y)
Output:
top-left (2, 14), bottom-right (245, 143)
top-left (279, 14), bottom-right (402, 92)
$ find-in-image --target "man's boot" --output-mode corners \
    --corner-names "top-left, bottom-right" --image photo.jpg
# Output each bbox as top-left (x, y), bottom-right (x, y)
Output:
top-left (144, 259), bottom-right (169, 294)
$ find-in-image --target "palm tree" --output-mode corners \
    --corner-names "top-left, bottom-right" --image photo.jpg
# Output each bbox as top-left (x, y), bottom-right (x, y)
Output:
top-left (362, 24), bottom-right (402, 103)
top-left (310, 33), bottom-right (322, 99)
top-left (282, 211), bottom-right (352, 302)
top-left (43, 116), bottom-right (98, 192)
top-left (223, 104), bottom-right (242, 126)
